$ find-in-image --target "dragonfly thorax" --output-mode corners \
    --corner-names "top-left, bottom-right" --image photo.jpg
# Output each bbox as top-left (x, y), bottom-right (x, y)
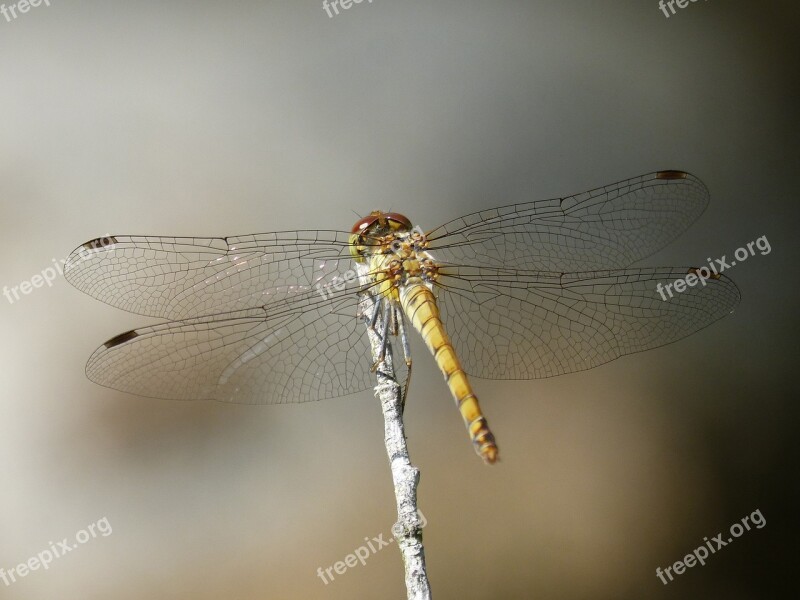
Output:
top-left (350, 217), bottom-right (438, 299)
top-left (367, 250), bottom-right (439, 300)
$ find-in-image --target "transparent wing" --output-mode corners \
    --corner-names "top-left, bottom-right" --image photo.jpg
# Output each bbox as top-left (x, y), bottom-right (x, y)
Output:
top-left (83, 287), bottom-right (386, 404)
top-left (426, 171), bottom-right (709, 271)
top-left (64, 231), bottom-right (365, 319)
top-left (435, 265), bottom-right (740, 380)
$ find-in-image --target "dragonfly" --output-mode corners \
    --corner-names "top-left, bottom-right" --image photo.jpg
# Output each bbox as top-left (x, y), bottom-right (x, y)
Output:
top-left (65, 170), bottom-right (740, 464)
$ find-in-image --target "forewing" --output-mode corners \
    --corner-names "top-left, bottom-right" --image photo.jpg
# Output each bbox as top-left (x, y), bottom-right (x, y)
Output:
top-left (435, 266), bottom-right (740, 380)
top-left (64, 231), bottom-right (359, 319)
top-left (85, 290), bottom-right (376, 404)
top-left (426, 171), bottom-right (709, 271)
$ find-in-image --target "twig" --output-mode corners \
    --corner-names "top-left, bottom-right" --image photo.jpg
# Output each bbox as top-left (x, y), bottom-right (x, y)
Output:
top-left (358, 275), bottom-right (432, 600)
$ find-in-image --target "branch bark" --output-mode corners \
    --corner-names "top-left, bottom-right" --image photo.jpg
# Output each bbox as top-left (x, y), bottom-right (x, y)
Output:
top-left (358, 280), bottom-right (432, 600)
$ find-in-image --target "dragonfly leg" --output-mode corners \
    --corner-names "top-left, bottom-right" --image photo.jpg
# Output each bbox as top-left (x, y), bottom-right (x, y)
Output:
top-left (396, 308), bottom-right (413, 413)
top-left (389, 304), bottom-right (400, 337)
top-left (368, 297), bottom-right (382, 329)
top-left (371, 300), bottom-right (392, 372)
top-left (365, 296), bottom-right (406, 389)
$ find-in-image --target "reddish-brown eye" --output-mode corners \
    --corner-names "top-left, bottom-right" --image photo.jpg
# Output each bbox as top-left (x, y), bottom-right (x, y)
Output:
top-left (351, 211), bottom-right (413, 234)
top-left (383, 212), bottom-right (412, 230)
top-left (351, 214), bottom-right (380, 234)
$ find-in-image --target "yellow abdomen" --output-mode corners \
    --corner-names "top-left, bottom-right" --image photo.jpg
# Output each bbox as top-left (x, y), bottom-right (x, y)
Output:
top-left (399, 281), bottom-right (498, 464)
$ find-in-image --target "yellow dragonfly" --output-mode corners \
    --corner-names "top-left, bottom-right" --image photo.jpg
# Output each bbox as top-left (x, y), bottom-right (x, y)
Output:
top-left (65, 171), bottom-right (739, 464)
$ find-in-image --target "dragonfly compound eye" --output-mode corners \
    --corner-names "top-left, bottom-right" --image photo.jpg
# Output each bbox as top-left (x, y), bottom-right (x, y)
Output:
top-left (381, 212), bottom-right (413, 231)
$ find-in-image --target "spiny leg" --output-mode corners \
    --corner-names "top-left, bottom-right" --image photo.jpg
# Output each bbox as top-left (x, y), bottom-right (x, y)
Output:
top-left (395, 306), bottom-right (413, 414)
top-left (369, 299), bottom-right (408, 391)
top-left (371, 298), bottom-right (392, 372)
top-left (389, 302), bottom-right (400, 336)
top-left (368, 296), bottom-right (382, 329)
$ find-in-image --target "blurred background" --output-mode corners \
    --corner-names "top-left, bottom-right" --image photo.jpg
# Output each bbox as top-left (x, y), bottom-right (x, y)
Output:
top-left (0, 1), bottom-right (797, 598)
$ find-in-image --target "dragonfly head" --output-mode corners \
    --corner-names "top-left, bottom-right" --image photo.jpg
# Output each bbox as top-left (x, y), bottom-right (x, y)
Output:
top-left (349, 211), bottom-right (413, 262)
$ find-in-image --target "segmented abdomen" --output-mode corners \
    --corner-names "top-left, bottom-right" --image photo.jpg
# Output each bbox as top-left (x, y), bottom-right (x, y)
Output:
top-left (399, 282), bottom-right (499, 464)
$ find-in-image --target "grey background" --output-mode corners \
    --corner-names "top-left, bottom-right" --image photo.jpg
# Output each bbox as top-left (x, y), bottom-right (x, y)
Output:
top-left (0, 1), bottom-right (797, 598)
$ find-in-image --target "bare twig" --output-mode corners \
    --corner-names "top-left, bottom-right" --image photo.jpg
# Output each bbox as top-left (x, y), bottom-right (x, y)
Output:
top-left (358, 273), bottom-right (432, 600)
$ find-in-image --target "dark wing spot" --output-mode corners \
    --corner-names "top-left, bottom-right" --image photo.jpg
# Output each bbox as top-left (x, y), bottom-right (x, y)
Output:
top-left (82, 236), bottom-right (118, 250)
top-left (104, 329), bottom-right (139, 349)
top-left (655, 170), bottom-right (688, 180)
